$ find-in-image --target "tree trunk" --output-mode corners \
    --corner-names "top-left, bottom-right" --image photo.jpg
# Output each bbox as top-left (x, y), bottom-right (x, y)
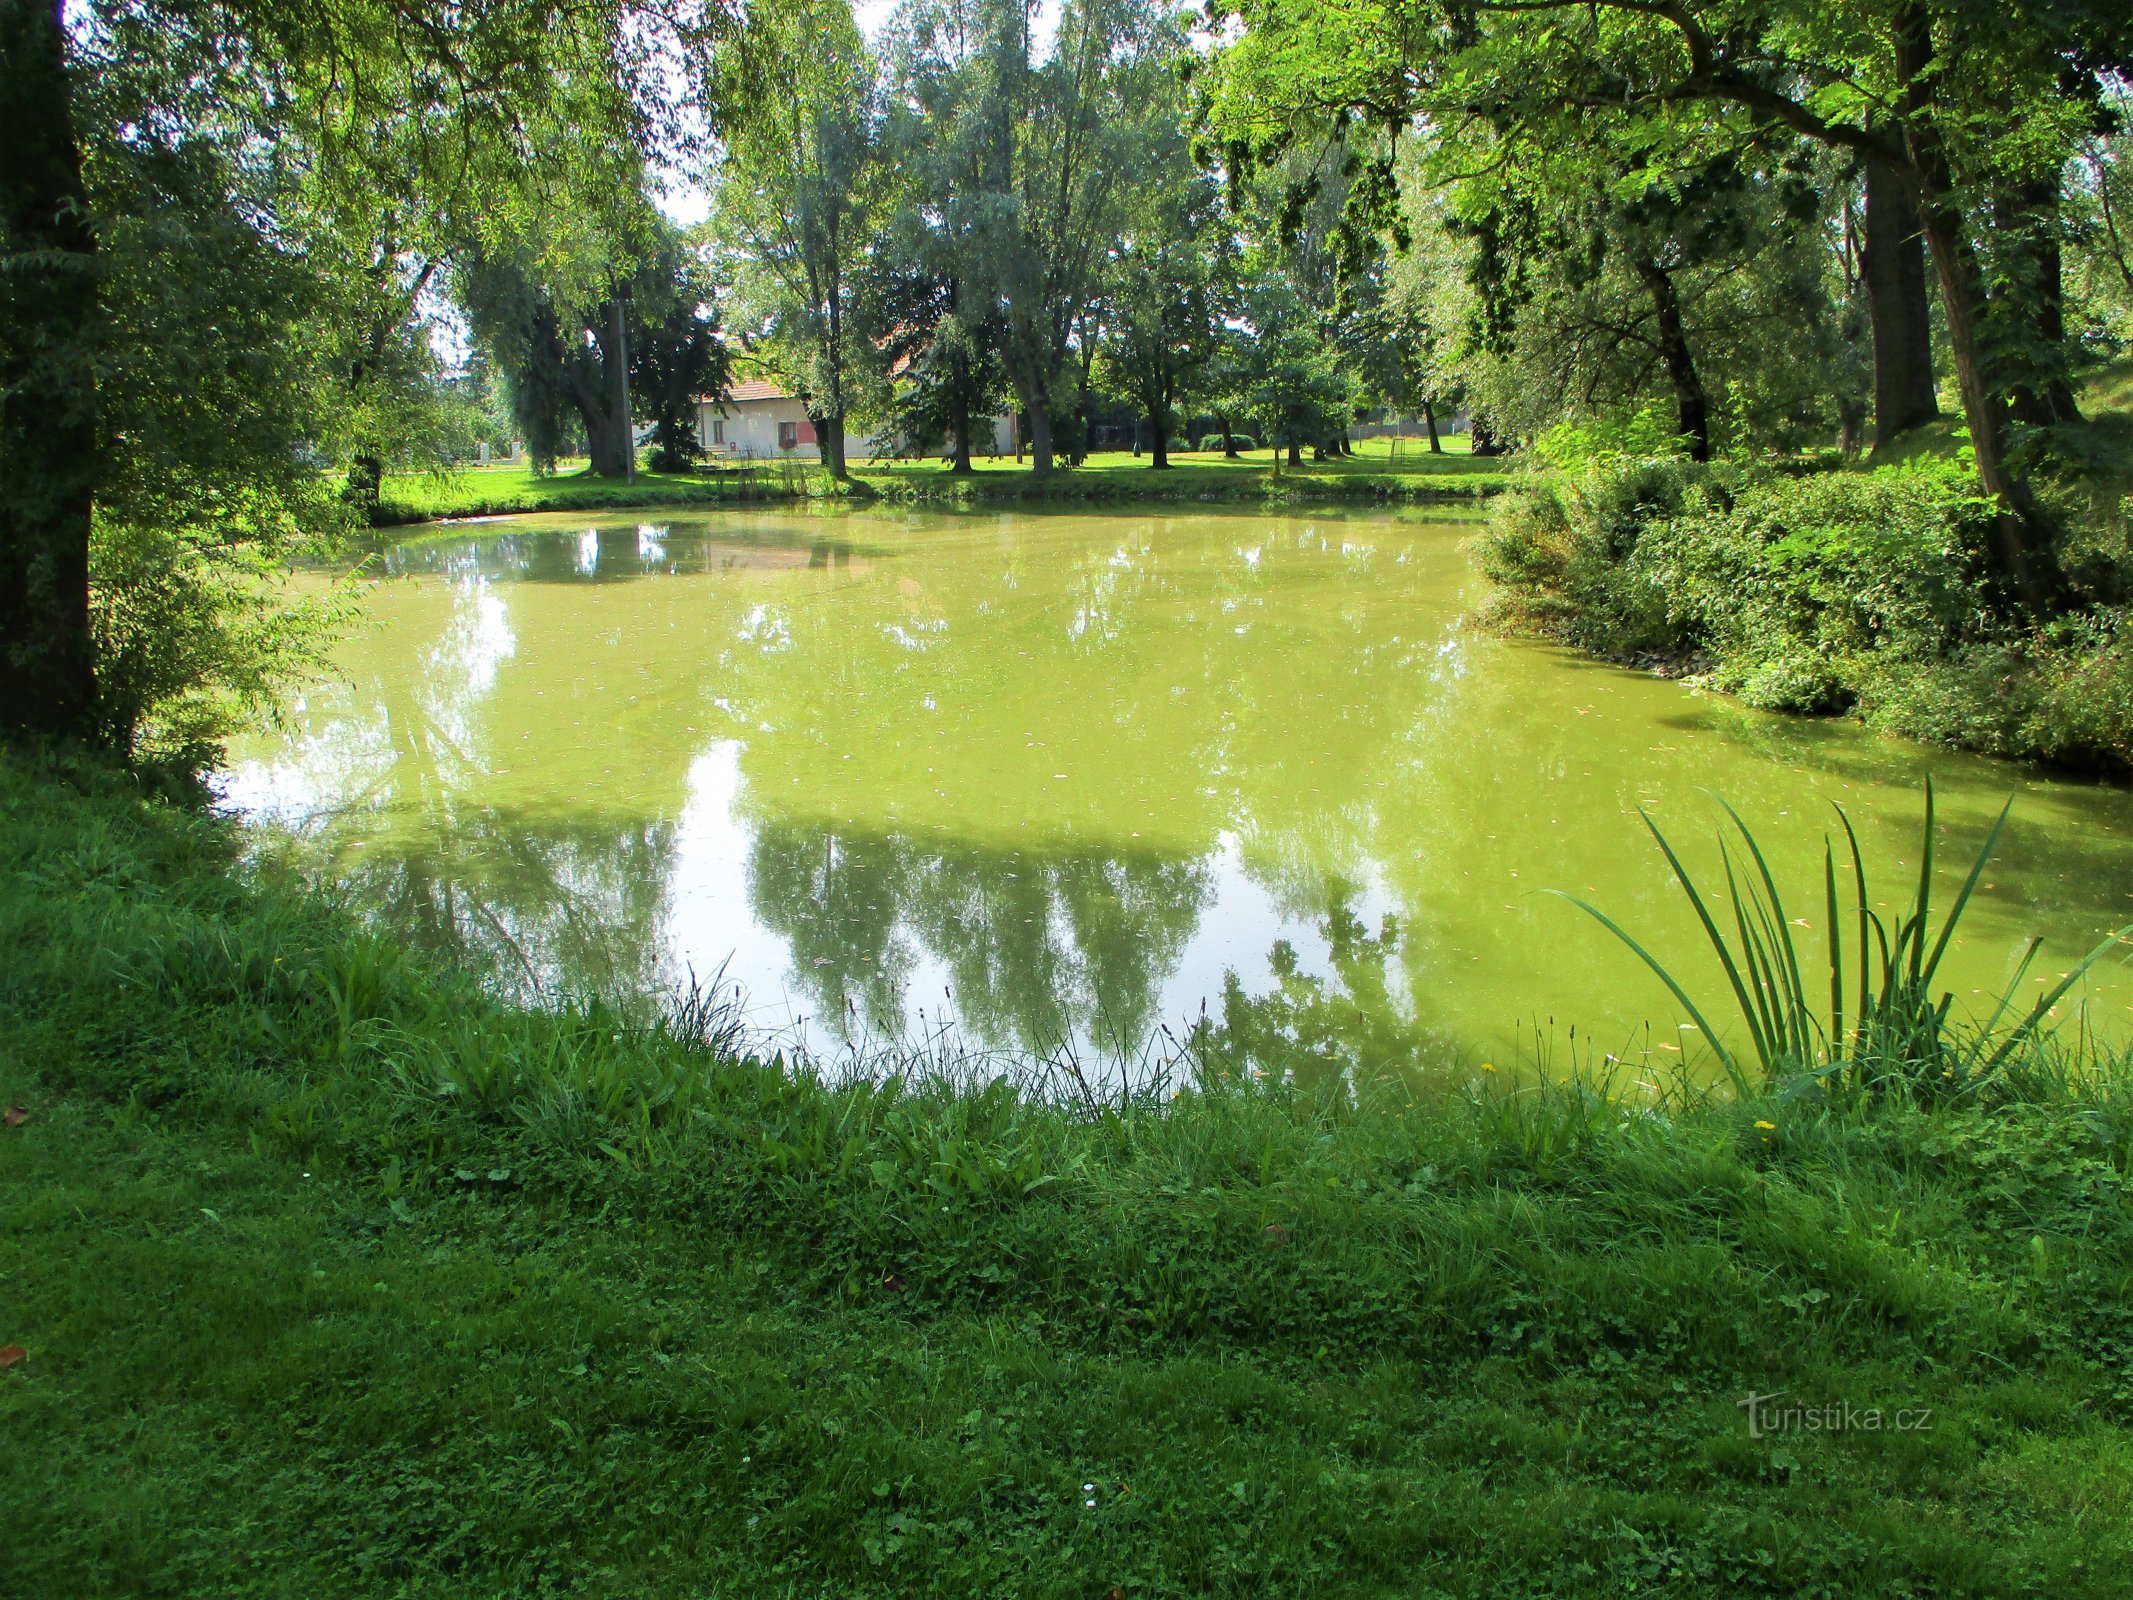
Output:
top-left (1995, 174), bottom-right (2082, 429)
top-left (1837, 395), bottom-right (1867, 458)
top-left (1633, 257), bottom-right (1711, 462)
top-left (1892, 5), bottom-right (2060, 611)
top-left (345, 454), bottom-right (385, 518)
top-left (606, 295), bottom-right (633, 482)
top-left (1862, 152), bottom-right (1940, 448)
top-left (822, 414), bottom-right (849, 480)
top-left (948, 352), bottom-right (973, 474)
top-left (0, 0), bottom-right (100, 744)
top-left (1220, 415), bottom-right (1239, 457)
top-left (1423, 400), bottom-right (1442, 453)
top-left (1149, 412), bottom-right (1169, 469)
top-left (583, 388), bottom-right (633, 479)
top-left (1027, 404), bottom-right (1054, 475)
top-left (1286, 439), bottom-right (1302, 467)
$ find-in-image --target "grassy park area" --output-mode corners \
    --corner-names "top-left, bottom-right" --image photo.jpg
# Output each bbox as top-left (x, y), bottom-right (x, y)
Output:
top-left (377, 436), bottom-right (1513, 524)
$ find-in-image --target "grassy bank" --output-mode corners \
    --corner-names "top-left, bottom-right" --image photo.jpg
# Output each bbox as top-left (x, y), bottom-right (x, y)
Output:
top-left (7, 755), bottom-right (2133, 1596)
top-left (372, 461), bottom-right (829, 525)
top-left (378, 439), bottom-right (1511, 526)
top-left (850, 437), bottom-right (1513, 506)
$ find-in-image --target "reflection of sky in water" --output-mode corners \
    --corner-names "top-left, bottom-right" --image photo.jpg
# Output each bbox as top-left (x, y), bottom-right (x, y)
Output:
top-left (224, 511), bottom-right (2133, 1076)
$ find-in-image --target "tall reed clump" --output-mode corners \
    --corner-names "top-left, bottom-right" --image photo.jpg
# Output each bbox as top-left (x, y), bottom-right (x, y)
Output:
top-left (1565, 781), bottom-right (2133, 1105)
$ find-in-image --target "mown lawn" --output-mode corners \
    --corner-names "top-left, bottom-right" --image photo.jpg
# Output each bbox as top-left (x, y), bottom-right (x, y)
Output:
top-left (5, 754), bottom-right (2133, 1597)
top-left (376, 438), bottom-right (1514, 527)
top-left (852, 435), bottom-right (1514, 504)
top-left (373, 461), bottom-right (818, 525)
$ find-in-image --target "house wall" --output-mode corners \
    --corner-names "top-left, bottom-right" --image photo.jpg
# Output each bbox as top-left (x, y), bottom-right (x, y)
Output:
top-left (697, 398), bottom-right (881, 463)
top-left (698, 399), bottom-right (1018, 463)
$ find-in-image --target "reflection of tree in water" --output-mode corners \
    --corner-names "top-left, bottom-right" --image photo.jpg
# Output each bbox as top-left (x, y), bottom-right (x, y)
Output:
top-left (1192, 890), bottom-right (1458, 1092)
top-left (745, 827), bottom-right (919, 1035)
top-left (320, 577), bottom-right (682, 1005)
top-left (745, 824), bottom-right (1213, 1056)
top-left (338, 814), bottom-right (680, 1006)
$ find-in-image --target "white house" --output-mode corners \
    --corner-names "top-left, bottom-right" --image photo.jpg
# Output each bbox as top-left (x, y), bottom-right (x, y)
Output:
top-left (697, 378), bottom-right (1016, 463)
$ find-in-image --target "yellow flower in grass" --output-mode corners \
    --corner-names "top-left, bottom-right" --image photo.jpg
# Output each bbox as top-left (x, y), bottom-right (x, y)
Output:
top-left (1754, 1119), bottom-right (1776, 1132)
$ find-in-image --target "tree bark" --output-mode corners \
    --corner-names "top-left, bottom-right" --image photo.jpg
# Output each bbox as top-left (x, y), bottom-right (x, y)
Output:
top-left (572, 298), bottom-right (633, 479)
top-left (1633, 257), bottom-right (1711, 462)
top-left (607, 294), bottom-right (633, 482)
top-left (948, 349), bottom-right (973, 474)
top-left (1027, 403), bottom-right (1054, 475)
top-left (1286, 438), bottom-right (1302, 466)
top-left (1423, 400), bottom-right (1442, 453)
top-left (1891, 5), bottom-right (2060, 611)
top-left (1219, 415), bottom-right (1239, 457)
top-left (1862, 152), bottom-right (1940, 448)
top-left (0, 0), bottom-right (99, 743)
top-left (821, 413), bottom-right (848, 480)
top-left (1149, 411), bottom-right (1169, 469)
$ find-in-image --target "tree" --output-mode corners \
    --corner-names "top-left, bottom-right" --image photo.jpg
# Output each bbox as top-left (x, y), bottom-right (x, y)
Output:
top-left (632, 264), bottom-right (731, 472)
top-left (1205, 0), bottom-right (2133, 607)
top-left (1232, 264), bottom-right (1355, 466)
top-left (1, 0), bottom-right (99, 736)
top-left (465, 208), bottom-right (717, 479)
top-left (1, 0), bottom-right (739, 749)
top-left (713, 0), bottom-right (886, 480)
top-left (1096, 87), bottom-right (1227, 469)
top-left (872, 0), bottom-right (1014, 472)
top-left (966, 0), bottom-right (1174, 475)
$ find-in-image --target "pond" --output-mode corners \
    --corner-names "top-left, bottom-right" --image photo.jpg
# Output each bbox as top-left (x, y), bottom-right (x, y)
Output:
top-left (226, 506), bottom-right (2133, 1082)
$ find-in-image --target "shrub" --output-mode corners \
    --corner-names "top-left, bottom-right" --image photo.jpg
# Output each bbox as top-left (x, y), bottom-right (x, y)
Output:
top-left (1478, 454), bottom-right (2133, 770)
top-left (1476, 456), bottom-right (1721, 658)
top-left (90, 511), bottom-right (357, 766)
top-left (1637, 460), bottom-right (1995, 712)
top-left (1194, 432), bottom-right (1256, 453)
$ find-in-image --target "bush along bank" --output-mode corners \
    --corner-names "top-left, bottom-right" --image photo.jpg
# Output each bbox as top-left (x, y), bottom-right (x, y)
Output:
top-left (6, 751), bottom-right (2133, 1596)
top-left (1477, 455), bottom-right (2133, 774)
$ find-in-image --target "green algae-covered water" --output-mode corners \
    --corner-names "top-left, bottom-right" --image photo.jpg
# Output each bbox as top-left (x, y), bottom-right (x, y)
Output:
top-left (226, 506), bottom-right (2133, 1076)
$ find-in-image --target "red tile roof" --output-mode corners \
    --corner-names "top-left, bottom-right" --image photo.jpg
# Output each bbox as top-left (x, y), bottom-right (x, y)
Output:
top-left (710, 377), bottom-right (788, 404)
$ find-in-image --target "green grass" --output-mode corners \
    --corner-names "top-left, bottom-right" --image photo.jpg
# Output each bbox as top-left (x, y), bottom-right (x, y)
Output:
top-left (851, 435), bottom-right (1514, 506)
top-left (7, 751), bottom-right (2133, 1596)
top-left (373, 460), bottom-right (834, 525)
top-left (376, 439), bottom-right (1514, 527)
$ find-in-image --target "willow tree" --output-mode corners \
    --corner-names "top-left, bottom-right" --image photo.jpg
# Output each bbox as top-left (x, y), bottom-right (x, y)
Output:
top-left (711, 0), bottom-right (886, 479)
top-left (949, 0), bottom-right (1174, 474)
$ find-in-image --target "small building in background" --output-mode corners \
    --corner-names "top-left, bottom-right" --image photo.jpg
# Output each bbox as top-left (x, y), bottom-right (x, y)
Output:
top-left (697, 378), bottom-right (1016, 463)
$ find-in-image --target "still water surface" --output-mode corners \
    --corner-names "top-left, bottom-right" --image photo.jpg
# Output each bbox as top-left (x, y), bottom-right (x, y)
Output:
top-left (227, 507), bottom-right (2133, 1075)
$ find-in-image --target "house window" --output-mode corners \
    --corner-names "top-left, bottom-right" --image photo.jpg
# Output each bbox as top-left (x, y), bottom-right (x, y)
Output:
top-left (778, 420), bottom-right (798, 451)
top-left (711, 419), bottom-right (725, 446)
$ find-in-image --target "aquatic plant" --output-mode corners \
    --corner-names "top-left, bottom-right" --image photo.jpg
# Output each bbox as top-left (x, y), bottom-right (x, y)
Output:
top-left (1565, 781), bottom-right (2133, 1101)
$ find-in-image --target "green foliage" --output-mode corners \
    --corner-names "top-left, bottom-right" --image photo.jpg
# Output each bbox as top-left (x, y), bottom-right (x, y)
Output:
top-left (88, 520), bottom-right (356, 767)
top-left (10, 753), bottom-right (2133, 1594)
top-left (1639, 462), bottom-right (1998, 713)
top-left (1476, 456), bottom-right (1717, 658)
top-left (1482, 452), bottom-right (2133, 770)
